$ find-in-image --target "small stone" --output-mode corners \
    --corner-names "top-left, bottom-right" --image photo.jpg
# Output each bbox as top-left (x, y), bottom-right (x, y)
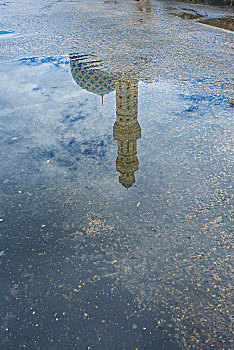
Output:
top-left (132, 324), bottom-right (138, 330)
top-left (111, 260), bottom-right (118, 264)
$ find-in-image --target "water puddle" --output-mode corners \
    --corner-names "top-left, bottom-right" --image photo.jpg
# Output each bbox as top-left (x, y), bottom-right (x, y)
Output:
top-left (170, 8), bottom-right (234, 32)
top-left (0, 53), bottom-right (233, 349)
top-left (171, 10), bottom-right (204, 20)
top-left (0, 30), bottom-right (15, 35)
top-left (199, 16), bottom-right (234, 31)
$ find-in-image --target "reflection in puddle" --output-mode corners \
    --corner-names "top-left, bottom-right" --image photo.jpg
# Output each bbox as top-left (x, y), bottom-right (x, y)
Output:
top-left (70, 54), bottom-right (141, 188)
top-left (0, 52), bottom-right (233, 350)
top-left (114, 79), bottom-right (141, 188)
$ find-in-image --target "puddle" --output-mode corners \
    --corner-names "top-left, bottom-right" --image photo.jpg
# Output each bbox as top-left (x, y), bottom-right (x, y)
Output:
top-left (172, 11), bottom-right (204, 20)
top-left (199, 16), bottom-right (234, 31)
top-left (0, 30), bottom-right (15, 35)
top-left (179, 0), bottom-right (233, 6)
top-left (0, 53), bottom-right (233, 349)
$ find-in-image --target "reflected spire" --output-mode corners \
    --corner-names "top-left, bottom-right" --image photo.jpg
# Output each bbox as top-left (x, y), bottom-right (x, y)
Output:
top-left (113, 77), bottom-right (141, 188)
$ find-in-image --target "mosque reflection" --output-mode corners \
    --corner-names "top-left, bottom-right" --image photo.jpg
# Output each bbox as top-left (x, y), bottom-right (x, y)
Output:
top-left (70, 53), bottom-right (141, 189)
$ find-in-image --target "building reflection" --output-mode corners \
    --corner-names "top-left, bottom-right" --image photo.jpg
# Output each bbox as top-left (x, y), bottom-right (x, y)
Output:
top-left (69, 54), bottom-right (141, 188)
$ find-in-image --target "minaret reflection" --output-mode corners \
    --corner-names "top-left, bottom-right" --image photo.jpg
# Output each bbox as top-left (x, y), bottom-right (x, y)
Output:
top-left (113, 78), bottom-right (141, 188)
top-left (69, 54), bottom-right (141, 188)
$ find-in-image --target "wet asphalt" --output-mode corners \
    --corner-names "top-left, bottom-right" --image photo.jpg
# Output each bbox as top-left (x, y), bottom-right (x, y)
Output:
top-left (0, 1), bottom-right (233, 349)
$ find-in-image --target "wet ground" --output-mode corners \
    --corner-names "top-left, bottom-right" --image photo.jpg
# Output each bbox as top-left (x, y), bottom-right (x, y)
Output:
top-left (180, 0), bottom-right (233, 7)
top-left (199, 16), bottom-right (234, 30)
top-left (0, 1), bottom-right (233, 349)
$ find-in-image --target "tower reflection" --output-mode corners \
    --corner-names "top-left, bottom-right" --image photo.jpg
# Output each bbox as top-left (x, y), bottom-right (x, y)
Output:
top-left (113, 78), bottom-right (141, 188)
top-left (69, 54), bottom-right (141, 188)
